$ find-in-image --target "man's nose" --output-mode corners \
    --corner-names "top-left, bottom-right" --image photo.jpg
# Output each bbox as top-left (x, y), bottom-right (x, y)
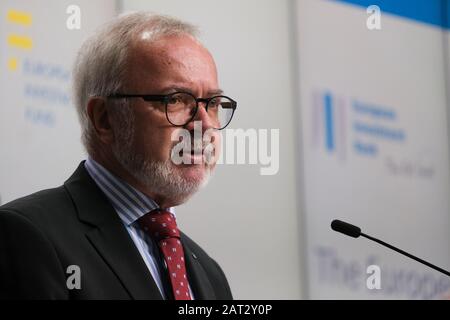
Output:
top-left (185, 102), bottom-right (214, 132)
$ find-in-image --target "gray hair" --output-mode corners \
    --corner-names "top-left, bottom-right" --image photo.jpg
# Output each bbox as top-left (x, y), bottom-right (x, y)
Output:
top-left (72, 12), bottom-right (199, 155)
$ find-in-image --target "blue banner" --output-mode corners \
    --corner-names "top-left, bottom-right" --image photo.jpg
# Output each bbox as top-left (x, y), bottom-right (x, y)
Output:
top-left (333, 0), bottom-right (449, 29)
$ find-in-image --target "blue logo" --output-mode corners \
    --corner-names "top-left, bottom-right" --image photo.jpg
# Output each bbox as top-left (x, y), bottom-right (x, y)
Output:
top-left (312, 89), bottom-right (406, 160)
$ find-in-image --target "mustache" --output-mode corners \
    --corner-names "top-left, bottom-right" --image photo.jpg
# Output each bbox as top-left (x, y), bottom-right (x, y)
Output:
top-left (170, 134), bottom-right (217, 165)
top-left (173, 136), bottom-right (206, 151)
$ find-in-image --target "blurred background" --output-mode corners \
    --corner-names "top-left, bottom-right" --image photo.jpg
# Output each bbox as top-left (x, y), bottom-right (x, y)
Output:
top-left (1, 0), bottom-right (450, 299)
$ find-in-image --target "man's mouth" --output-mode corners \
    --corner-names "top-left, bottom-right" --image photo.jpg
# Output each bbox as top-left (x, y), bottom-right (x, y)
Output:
top-left (191, 147), bottom-right (204, 156)
top-left (179, 146), bottom-right (204, 165)
top-left (170, 138), bottom-right (216, 166)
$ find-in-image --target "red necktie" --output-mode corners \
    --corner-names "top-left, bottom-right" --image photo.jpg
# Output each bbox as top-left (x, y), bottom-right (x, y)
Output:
top-left (138, 209), bottom-right (192, 300)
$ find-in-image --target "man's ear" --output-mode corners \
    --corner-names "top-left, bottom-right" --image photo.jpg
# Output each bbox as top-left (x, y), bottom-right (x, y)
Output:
top-left (86, 97), bottom-right (114, 145)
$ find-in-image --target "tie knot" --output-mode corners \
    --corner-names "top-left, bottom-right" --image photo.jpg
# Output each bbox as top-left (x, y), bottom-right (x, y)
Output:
top-left (138, 209), bottom-right (180, 241)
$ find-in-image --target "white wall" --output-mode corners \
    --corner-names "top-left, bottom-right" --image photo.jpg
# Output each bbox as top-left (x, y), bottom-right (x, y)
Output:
top-left (0, 0), bottom-right (115, 204)
top-left (120, 0), bottom-right (304, 299)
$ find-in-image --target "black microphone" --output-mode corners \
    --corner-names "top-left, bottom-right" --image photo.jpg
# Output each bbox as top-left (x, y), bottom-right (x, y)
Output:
top-left (331, 219), bottom-right (450, 277)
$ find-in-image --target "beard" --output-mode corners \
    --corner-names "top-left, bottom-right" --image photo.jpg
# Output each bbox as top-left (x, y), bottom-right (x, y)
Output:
top-left (115, 147), bottom-right (212, 205)
top-left (109, 101), bottom-right (213, 205)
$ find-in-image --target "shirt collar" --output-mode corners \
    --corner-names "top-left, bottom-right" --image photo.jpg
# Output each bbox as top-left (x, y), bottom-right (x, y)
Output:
top-left (84, 157), bottom-right (175, 226)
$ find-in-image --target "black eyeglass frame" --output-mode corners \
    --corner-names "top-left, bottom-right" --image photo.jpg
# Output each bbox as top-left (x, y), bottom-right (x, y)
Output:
top-left (108, 91), bottom-right (237, 130)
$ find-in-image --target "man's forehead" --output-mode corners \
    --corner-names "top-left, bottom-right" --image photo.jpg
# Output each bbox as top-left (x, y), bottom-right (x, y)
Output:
top-left (124, 34), bottom-right (218, 93)
top-left (129, 34), bottom-right (216, 71)
top-left (135, 33), bottom-right (206, 55)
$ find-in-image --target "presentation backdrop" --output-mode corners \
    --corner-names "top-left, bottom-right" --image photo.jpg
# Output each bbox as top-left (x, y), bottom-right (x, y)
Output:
top-left (2, 0), bottom-right (450, 300)
top-left (297, 0), bottom-right (450, 299)
top-left (0, 0), bottom-right (116, 205)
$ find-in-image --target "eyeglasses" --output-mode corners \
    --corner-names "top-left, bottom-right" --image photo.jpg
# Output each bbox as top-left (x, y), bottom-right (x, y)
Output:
top-left (108, 91), bottom-right (237, 130)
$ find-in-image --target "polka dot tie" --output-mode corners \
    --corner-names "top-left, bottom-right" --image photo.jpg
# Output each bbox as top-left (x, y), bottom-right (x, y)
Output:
top-left (138, 209), bottom-right (192, 300)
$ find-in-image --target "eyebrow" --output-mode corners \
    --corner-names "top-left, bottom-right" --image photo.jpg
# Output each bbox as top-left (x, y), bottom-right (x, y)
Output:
top-left (165, 86), bottom-right (224, 96)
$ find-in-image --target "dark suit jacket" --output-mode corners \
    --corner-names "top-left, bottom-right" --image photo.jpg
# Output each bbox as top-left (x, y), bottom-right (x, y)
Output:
top-left (0, 162), bottom-right (232, 300)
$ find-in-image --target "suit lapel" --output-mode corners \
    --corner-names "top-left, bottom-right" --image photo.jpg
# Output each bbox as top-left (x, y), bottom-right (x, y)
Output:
top-left (182, 233), bottom-right (216, 300)
top-left (85, 223), bottom-right (163, 300)
top-left (64, 162), bottom-right (163, 300)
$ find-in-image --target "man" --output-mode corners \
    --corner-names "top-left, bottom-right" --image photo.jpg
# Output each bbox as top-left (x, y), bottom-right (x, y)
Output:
top-left (0, 13), bottom-right (235, 300)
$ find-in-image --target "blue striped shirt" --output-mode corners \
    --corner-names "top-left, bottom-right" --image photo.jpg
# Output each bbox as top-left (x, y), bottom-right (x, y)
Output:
top-left (84, 157), bottom-right (193, 299)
